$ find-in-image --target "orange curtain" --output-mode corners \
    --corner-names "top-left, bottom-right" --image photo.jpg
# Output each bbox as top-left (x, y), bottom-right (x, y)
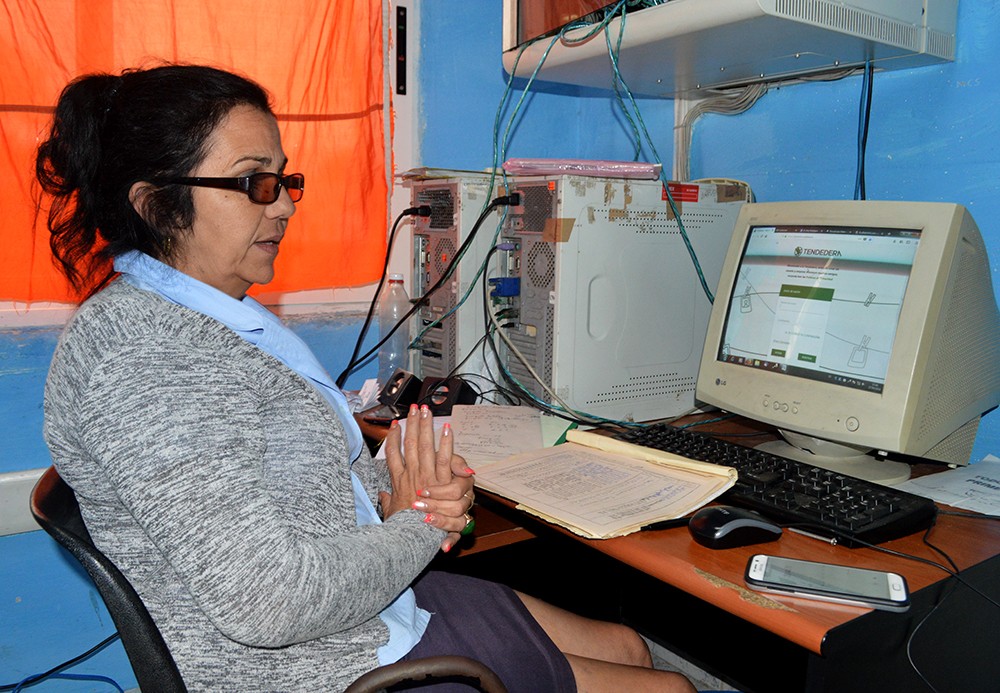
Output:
top-left (0, 0), bottom-right (387, 302)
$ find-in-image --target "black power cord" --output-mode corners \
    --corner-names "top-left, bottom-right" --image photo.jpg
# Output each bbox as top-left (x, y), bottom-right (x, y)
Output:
top-left (0, 632), bottom-right (122, 691)
top-left (337, 195), bottom-right (520, 387)
top-left (335, 205), bottom-right (431, 388)
top-left (854, 60), bottom-right (875, 200)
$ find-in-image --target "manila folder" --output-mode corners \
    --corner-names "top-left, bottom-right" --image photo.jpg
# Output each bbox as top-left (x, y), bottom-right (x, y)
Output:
top-left (473, 429), bottom-right (737, 539)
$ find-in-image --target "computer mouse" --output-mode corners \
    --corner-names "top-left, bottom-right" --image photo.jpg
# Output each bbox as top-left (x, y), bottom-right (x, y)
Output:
top-left (688, 505), bottom-right (783, 549)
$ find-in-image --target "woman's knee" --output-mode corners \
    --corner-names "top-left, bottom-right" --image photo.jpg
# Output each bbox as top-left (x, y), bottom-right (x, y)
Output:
top-left (614, 624), bottom-right (654, 668)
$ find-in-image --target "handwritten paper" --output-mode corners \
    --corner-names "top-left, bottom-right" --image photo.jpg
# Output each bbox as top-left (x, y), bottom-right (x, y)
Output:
top-left (372, 405), bottom-right (572, 466)
top-left (450, 405), bottom-right (546, 465)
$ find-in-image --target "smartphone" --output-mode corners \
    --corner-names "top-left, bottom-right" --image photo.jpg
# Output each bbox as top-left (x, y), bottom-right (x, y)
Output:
top-left (745, 554), bottom-right (910, 612)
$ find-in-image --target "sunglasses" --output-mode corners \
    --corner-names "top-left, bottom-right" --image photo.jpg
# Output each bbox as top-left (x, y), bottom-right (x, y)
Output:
top-left (162, 172), bottom-right (304, 204)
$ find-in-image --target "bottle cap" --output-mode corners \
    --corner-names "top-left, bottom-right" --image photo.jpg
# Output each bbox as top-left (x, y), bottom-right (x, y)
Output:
top-left (388, 273), bottom-right (404, 282)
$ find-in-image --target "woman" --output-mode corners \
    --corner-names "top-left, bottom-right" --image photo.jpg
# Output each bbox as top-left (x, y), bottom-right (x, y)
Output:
top-left (37, 64), bottom-right (695, 692)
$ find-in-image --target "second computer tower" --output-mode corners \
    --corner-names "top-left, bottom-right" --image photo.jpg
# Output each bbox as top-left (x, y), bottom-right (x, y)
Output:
top-left (407, 172), bottom-right (501, 381)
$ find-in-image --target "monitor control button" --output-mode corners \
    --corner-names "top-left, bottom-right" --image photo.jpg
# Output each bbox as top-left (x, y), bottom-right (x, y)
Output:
top-left (846, 417), bottom-right (860, 432)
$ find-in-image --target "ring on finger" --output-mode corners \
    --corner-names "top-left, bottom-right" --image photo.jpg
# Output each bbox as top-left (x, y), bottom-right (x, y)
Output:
top-left (460, 513), bottom-right (476, 536)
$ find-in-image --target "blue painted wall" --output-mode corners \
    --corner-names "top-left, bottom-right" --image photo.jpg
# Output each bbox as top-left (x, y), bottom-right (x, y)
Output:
top-left (418, 0), bottom-right (1000, 462)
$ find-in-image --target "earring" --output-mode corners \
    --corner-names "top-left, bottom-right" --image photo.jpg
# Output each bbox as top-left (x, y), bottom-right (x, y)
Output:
top-left (162, 235), bottom-right (173, 256)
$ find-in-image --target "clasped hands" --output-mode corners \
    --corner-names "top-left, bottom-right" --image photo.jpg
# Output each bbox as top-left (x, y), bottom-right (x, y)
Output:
top-left (380, 404), bottom-right (476, 553)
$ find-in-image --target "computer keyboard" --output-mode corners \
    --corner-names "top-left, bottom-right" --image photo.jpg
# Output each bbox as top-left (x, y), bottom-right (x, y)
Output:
top-left (613, 423), bottom-right (938, 547)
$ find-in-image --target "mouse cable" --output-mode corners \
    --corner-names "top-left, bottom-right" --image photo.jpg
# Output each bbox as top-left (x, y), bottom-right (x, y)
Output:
top-left (783, 517), bottom-right (999, 692)
top-left (839, 517), bottom-right (1000, 692)
top-left (902, 514), bottom-right (1000, 693)
top-left (782, 516), bottom-right (998, 610)
top-left (905, 578), bottom-right (959, 693)
top-left (937, 508), bottom-right (1000, 522)
top-left (335, 205), bottom-right (431, 388)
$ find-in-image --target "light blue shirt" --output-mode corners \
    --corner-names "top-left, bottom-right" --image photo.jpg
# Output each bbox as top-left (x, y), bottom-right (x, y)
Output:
top-left (114, 250), bottom-right (429, 664)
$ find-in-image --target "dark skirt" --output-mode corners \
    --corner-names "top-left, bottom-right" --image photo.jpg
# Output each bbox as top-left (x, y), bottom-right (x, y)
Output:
top-left (398, 571), bottom-right (577, 692)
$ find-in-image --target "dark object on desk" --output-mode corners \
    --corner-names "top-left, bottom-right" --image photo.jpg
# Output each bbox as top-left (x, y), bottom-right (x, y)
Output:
top-left (689, 505), bottom-right (783, 549)
top-left (419, 376), bottom-right (477, 415)
top-left (641, 517), bottom-right (691, 532)
top-left (378, 368), bottom-right (424, 411)
top-left (361, 370), bottom-right (424, 425)
top-left (614, 423), bottom-right (938, 547)
top-left (361, 404), bottom-right (399, 426)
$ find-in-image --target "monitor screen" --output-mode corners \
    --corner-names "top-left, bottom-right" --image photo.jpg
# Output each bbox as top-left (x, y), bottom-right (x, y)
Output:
top-left (696, 201), bottom-right (1000, 483)
top-left (718, 224), bottom-right (921, 395)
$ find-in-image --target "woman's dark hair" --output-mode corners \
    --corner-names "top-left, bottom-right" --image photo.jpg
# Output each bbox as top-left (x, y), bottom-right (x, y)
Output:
top-left (35, 64), bottom-right (273, 298)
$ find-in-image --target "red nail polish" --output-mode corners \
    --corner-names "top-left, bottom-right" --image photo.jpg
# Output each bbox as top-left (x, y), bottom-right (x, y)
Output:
top-left (464, 467), bottom-right (476, 475)
top-left (442, 544), bottom-right (451, 553)
top-left (443, 423), bottom-right (452, 435)
top-left (390, 419), bottom-right (398, 428)
top-left (424, 513), bottom-right (434, 523)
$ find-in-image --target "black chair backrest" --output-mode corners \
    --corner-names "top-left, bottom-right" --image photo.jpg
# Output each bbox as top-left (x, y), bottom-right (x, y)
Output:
top-left (30, 466), bottom-right (187, 693)
top-left (30, 465), bottom-right (507, 693)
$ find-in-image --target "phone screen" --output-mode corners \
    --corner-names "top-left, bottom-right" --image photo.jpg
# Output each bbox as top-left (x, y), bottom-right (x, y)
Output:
top-left (762, 557), bottom-right (893, 599)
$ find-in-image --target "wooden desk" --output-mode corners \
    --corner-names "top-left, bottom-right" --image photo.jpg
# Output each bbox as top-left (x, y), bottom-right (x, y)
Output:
top-left (363, 409), bottom-right (1000, 689)
top-left (464, 416), bottom-right (1000, 692)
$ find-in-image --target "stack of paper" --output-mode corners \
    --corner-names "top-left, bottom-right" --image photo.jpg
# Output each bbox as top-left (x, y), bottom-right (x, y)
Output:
top-left (474, 430), bottom-right (737, 539)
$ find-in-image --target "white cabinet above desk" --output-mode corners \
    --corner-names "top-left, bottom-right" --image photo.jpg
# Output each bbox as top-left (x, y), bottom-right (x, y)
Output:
top-left (502, 0), bottom-right (957, 97)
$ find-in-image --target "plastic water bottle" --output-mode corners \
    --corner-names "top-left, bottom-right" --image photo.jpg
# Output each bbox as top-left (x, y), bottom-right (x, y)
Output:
top-left (377, 274), bottom-right (411, 385)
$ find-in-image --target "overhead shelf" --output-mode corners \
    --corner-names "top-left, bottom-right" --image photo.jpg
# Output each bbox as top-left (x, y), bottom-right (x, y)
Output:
top-left (502, 0), bottom-right (957, 97)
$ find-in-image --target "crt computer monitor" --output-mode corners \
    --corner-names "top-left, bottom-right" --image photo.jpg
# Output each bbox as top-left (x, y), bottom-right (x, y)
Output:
top-left (696, 201), bottom-right (1000, 484)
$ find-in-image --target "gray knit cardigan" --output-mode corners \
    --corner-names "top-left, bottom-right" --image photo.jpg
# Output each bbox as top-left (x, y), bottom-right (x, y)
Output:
top-left (43, 280), bottom-right (443, 691)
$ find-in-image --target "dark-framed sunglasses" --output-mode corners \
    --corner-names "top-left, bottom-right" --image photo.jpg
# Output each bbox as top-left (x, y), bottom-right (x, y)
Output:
top-left (161, 172), bottom-right (304, 204)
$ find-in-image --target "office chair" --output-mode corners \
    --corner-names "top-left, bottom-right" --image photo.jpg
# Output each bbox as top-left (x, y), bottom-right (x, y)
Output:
top-left (30, 465), bottom-right (187, 692)
top-left (30, 466), bottom-right (507, 693)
